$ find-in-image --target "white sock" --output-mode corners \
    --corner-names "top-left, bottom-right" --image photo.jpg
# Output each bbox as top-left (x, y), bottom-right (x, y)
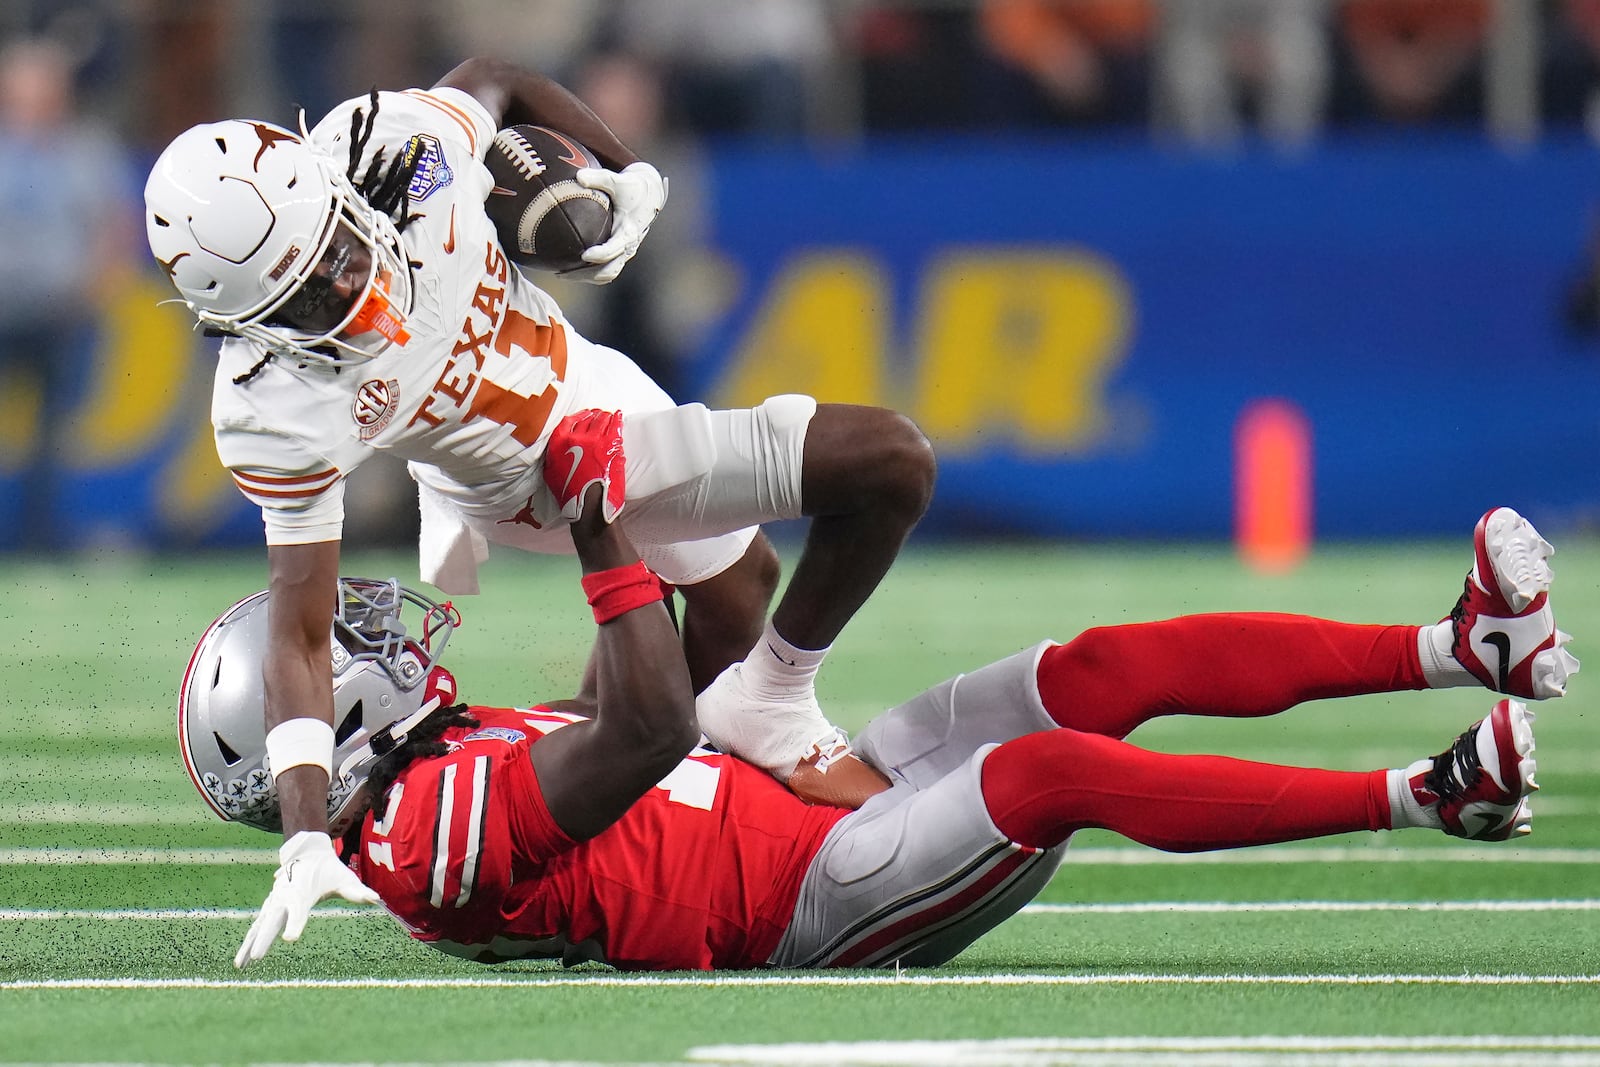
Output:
top-left (739, 619), bottom-right (828, 700)
top-left (1386, 765), bottom-right (1442, 830)
top-left (1417, 621), bottom-right (1477, 689)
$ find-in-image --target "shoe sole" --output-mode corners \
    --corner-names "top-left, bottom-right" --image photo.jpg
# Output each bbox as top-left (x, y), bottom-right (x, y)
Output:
top-left (1478, 507), bottom-right (1554, 614)
top-left (1504, 699), bottom-right (1539, 795)
top-left (1471, 509), bottom-right (1579, 698)
top-left (1483, 699), bottom-right (1538, 840)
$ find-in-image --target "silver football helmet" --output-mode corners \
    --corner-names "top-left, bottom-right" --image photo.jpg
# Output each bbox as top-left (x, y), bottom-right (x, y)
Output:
top-left (144, 118), bottom-right (414, 367)
top-left (179, 577), bottom-right (459, 833)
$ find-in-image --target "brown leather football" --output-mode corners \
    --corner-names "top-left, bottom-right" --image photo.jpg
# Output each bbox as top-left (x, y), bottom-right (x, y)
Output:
top-left (483, 125), bottom-right (613, 273)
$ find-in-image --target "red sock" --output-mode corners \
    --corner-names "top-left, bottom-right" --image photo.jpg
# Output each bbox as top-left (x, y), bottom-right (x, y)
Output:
top-left (980, 729), bottom-right (1391, 851)
top-left (1037, 613), bottom-right (1426, 739)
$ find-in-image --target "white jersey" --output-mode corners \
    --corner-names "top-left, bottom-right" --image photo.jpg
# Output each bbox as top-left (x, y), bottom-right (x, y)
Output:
top-left (212, 87), bottom-right (615, 545)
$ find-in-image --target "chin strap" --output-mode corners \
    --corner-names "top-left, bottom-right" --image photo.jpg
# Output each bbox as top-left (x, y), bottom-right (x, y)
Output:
top-left (335, 663), bottom-right (461, 779)
top-left (334, 695), bottom-right (442, 783)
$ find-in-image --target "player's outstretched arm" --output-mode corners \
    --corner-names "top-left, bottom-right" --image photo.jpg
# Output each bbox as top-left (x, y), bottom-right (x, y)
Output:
top-left (235, 540), bottom-right (380, 968)
top-left (529, 421), bottom-right (699, 843)
top-left (263, 540), bottom-right (343, 837)
top-left (434, 56), bottom-right (666, 285)
top-left (433, 57), bottom-right (640, 171)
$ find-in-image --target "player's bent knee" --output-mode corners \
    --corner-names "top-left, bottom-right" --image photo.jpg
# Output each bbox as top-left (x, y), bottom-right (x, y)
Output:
top-left (1049, 627), bottom-right (1120, 679)
top-left (803, 405), bottom-right (937, 518)
top-left (879, 411), bottom-right (936, 517)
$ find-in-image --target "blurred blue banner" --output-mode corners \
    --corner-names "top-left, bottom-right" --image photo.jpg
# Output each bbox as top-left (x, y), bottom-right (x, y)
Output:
top-left (699, 135), bottom-right (1600, 538)
top-left (6, 135), bottom-right (1598, 550)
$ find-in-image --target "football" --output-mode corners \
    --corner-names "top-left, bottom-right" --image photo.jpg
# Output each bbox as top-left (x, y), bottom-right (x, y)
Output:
top-left (483, 125), bottom-right (613, 273)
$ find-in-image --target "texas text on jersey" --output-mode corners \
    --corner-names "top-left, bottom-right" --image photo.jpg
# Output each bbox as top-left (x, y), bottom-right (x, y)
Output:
top-left (352, 707), bottom-right (848, 969)
top-left (214, 88), bottom-right (609, 549)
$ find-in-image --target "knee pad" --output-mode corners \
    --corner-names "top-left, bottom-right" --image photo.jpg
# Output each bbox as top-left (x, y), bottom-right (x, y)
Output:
top-left (760, 393), bottom-right (819, 435)
top-left (702, 393), bottom-right (816, 521)
top-left (612, 394), bottom-right (818, 549)
top-left (751, 393), bottom-right (817, 518)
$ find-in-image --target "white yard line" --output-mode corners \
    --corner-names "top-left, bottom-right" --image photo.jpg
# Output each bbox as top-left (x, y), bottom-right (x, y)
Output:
top-left (0, 908), bottom-right (374, 921)
top-left (6, 900), bottom-right (1600, 922)
top-left (10, 845), bottom-right (1599, 865)
top-left (1021, 899), bottom-right (1600, 914)
top-left (4, 974), bottom-right (1599, 991)
top-left (0, 848), bottom-right (277, 864)
top-left (1057, 846), bottom-right (1600, 865)
top-left (688, 1035), bottom-right (1600, 1066)
top-left (0, 805), bottom-right (210, 826)
top-left (10, 1043), bottom-right (1600, 1067)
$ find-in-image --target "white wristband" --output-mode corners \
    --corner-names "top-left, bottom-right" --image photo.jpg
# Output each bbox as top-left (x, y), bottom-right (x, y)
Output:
top-left (265, 718), bottom-right (335, 781)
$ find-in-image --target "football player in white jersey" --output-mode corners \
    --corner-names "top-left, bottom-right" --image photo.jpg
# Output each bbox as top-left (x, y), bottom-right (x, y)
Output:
top-left (145, 57), bottom-right (933, 965)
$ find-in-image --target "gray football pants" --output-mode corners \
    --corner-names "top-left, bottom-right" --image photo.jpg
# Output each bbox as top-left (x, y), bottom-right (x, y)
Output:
top-left (768, 641), bottom-right (1069, 968)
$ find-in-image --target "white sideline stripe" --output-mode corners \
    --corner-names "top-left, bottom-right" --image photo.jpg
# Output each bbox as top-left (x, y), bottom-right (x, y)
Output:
top-left (0, 805), bottom-right (210, 827)
top-left (4, 974), bottom-right (1599, 991)
top-left (1023, 898), bottom-right (1600, 914)
top-left (0, 849), bottom-right (278, 864)
top-left (0, 908), bottom-right (378, 921)
top-left (688, 1035), bottom-right (1600, 1067)
top-left (0, 1063), bottom-right (675, 1067)
top-left (7, 899), bottom-right (1600, 922)
top-left (7, 845), bottom-right (1600, 866)
top-left (12, 1055), bottom-right (1600, 1067)
top-left (1061, 846), bottom-right (1600, 865)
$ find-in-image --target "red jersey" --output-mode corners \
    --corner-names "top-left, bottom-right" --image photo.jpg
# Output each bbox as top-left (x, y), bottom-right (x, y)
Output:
top-left (352, 706), bottom-right (849, 970)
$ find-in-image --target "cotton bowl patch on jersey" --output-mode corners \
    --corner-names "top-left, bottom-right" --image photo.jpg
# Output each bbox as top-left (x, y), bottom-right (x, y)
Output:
top-left (402, 134), bottom-right (453, 202)
top-left (463, 726), bottom-right (526, 745)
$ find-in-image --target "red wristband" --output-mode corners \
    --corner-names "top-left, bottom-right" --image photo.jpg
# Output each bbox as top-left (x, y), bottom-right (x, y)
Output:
top-left (581, 560), bottom-right (665, 624)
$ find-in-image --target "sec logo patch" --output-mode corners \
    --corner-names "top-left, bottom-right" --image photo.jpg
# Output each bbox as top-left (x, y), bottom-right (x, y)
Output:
top-left (354, 378), bottom-right (400, 440)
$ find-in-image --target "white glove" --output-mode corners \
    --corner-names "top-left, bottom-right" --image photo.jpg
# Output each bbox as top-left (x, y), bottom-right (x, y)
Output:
top-left (569, 161), bottom-right (668, 284)
top-left (234, 830), bottom-right (380, 968)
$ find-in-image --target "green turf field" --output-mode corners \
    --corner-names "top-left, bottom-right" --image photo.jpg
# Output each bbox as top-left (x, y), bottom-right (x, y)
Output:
top-left (3, 535), bottom-right (1598, 1065)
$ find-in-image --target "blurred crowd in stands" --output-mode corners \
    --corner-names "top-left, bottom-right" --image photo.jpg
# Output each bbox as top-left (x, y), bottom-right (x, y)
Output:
top-left (6, 0), bottom-right (1600, 155)
top-left (2, 0), bottom-right (1599, 550)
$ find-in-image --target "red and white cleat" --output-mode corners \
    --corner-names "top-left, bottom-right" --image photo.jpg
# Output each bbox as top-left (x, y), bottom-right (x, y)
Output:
top-left (1405, 698), bottom-right (1538, 841)
top-left (1448, 507), bottom-right (1578, 700)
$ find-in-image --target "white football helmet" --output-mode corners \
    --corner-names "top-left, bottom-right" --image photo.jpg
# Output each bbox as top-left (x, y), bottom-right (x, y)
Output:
top-left (179, 577), bottom-right (459, 833)
top-left (144, 118), bottom-right (414, 367)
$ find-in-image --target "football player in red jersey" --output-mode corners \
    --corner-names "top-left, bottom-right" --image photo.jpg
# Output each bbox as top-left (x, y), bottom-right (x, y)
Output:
top-left (183, 411), bottom-right (1575, 970)
top-left (147, 57), bottom-right (928, 962)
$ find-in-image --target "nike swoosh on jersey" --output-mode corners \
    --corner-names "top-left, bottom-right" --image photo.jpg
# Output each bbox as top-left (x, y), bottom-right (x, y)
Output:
top-left (442, 205), bottom-right (457, 254)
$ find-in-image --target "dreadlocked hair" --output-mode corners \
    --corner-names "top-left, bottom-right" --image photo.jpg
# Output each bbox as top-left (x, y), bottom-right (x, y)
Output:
top-left (365, 702), bottom-right (480, 805)
top-left (340, 701), bottom-right (479, 857)
top-left (232, 346), bottom-right (343, 385)
top-left (345, 88), bottom-right (425, 235)
top-left (231, 350), bottom-right (276, 385)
